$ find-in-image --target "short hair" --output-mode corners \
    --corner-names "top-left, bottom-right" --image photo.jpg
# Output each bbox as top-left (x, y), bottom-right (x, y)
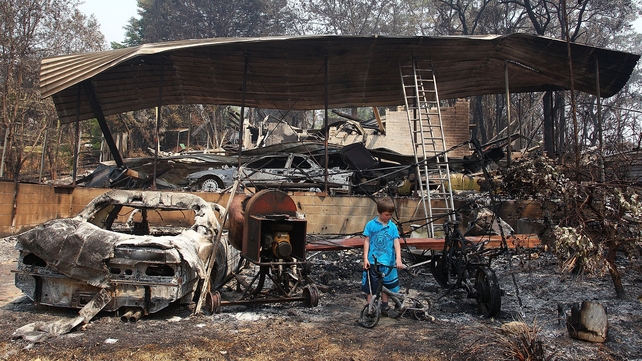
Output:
top-left (376, 198), bottom-right (395, 214)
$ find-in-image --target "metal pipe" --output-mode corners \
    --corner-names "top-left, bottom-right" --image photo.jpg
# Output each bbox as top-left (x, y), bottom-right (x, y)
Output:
top-left (153, 57), bottom-right (165, 190)
top-left (324, 54), bottom-right (329, 194)
top-left (120, 310), bottom-right (133, 322)
top-left (129, 310), bottom-right (142, 322)
top-left (73, 84), bottom-right (81, 185)
top-left (505, 60), bottom-right (511, 167)
top-left (238, 54), bottom-right (249, 169)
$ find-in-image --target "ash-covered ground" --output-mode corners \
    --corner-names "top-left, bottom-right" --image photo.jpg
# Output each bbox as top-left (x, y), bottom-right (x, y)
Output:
top-left (0, 236), bottom-right (640, 361)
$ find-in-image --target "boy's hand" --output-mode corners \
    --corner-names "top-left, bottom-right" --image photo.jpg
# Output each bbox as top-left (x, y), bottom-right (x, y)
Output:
top-left (396, 260), bottom-right (405, 269)
top-left (363, 259), bottom-right (370, 270)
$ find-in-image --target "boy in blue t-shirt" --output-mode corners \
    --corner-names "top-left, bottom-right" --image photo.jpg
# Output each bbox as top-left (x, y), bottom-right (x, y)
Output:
top-left (362, 198), bottom-right (404, 315)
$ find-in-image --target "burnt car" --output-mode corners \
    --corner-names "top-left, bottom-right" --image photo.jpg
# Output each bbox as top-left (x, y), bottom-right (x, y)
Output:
top-left (13, 190), bottom-right (238, 320)
top-left (186, 153), bottom-right (351, 193)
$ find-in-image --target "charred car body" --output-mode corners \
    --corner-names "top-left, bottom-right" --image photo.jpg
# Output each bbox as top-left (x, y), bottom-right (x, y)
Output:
top-left (186, 153), bottom-right (352, 193)
top-left (13, 190), bottom-right (237, 320)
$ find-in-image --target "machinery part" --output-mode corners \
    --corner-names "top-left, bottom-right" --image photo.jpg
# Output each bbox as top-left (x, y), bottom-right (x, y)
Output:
top-left (430, 255), bottom-right (453, 288)
top-left (359, 303), bottom-right (381, 328)
top-left (302, 285), bottom-right (319, 307)
top-left (254, 266), bottom-right (268, 294)
top-left (474, 267), bottom-right (501, 317)
top-left (205, 290), bottom-right (222, 314)
top-left (199, 176), bottom-right (224, 192)
top-left (271, 232), bottom-right (292, 258)
top-left (301, 261), bottom-right (312, 277)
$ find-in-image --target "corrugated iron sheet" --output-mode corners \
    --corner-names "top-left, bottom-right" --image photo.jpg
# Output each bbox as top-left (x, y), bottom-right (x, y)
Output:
top-left (39, 34), bottom-right (640, 124)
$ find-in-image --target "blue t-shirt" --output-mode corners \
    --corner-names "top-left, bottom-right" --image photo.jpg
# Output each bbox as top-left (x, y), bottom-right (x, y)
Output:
top-left (363, 216), bottom-right (399, 267)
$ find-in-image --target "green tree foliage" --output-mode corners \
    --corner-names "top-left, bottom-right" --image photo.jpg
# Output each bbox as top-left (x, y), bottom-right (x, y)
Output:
top-left (0, 0), bottom-right (105, 181)
top-left (296, 0), bottom-right (423, 35)
top-left (123, 0), bottom-right (297, 46)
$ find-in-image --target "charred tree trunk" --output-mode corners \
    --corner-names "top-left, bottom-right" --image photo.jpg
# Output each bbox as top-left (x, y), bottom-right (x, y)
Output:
top-left (605, 242), bottom-right (628, 299)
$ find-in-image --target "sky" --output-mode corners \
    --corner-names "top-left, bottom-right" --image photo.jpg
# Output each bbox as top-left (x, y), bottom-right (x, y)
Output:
top-left (78, 0), bottom-right (139, 45)
top-left (80, 0), bottom-right (642, 46)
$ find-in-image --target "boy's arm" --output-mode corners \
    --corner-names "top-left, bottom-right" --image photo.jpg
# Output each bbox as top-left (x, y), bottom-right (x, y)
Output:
top-left (363, 237), bottom-right (370, 269)
top-left (394, 238), bottom-right (403, 268)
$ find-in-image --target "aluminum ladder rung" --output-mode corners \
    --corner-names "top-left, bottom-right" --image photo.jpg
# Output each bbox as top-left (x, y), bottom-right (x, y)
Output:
top-left (400, 58), bottom-right (456, 238)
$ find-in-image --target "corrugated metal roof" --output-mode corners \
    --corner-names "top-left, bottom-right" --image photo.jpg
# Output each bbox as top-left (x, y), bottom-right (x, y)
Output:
top-left (40, 34), bottom-right (639, 124)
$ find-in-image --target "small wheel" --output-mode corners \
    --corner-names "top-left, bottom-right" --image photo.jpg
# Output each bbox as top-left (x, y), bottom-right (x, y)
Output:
top-left (411, 299), bottom-right (431, 321)
top-left (205, 290), bottom-right (222, 314)
top-left (430, 255), bottom-right (453, 288)
top-left (359, 303), bottom-right (381, 328)
top-left (475, 267), bottom-right (501, 317)
top-left (303, 285), bottom-right (319, 307)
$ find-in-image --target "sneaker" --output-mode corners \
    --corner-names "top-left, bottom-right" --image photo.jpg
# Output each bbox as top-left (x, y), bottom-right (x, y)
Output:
top-left (381, 305), bottom-right (399, 318)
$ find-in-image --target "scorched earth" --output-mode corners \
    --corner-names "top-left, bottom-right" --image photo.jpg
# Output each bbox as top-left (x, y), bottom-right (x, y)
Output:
top-left (0, 236), bottom-right (641, 361)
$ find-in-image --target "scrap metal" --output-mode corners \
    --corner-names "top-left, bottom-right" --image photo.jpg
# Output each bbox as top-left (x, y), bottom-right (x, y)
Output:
top-left (13, 190), bottom-right (235, 320)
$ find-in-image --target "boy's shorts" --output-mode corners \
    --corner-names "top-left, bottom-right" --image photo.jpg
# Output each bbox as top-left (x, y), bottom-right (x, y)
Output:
top-left (361, 265), bottom-right (400, 294)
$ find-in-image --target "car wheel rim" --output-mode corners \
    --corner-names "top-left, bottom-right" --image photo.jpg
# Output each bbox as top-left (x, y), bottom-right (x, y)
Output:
top-left (201, 179), bottom-right (219, 192)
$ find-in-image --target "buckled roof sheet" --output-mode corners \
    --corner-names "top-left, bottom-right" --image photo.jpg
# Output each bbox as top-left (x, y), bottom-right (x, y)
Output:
top-left (39, 34), bottom-right (640, 124)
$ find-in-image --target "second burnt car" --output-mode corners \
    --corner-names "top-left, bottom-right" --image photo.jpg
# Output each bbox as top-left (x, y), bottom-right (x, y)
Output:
top-left (186, 153), bottom-right (352, 193)
top-left (13, 190), bottom-right (238, 321)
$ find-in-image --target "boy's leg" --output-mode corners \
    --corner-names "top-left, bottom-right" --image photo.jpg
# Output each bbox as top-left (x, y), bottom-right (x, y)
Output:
top-left (381, 269), bottom-right (400, 317)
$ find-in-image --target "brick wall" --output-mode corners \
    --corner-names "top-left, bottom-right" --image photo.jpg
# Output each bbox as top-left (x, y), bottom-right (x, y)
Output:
top-left (0, 181), bottom-right (542, 238)
top-left (328, 99), bottom-right (472, 158)
top-left (0, 181), bottom-right (414, 237)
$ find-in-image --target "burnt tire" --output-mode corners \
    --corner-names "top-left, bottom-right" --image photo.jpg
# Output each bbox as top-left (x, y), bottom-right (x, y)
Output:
top-left (430, 255), bottom-right (453, 288)
top-left (474, 267), bottom-right (501, 317)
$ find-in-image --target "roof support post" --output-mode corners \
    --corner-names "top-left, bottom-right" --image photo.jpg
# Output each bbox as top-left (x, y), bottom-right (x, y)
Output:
top-left (153, 57), bottom-right (165, 190)
top-left (72, 84), bottom-right (81, 185)
top-left (505, 61), bottom-right (511, 167)
top-left (595, 58), bottom-right (605, 183)
top-left (324, 54), bottom-right (329, 194)
top-left (238, 54), bottom-right (249, 169)
top-left (562, 0), bottom-right (580, 172)
top-left (81, 81), bottom-right (124, 169)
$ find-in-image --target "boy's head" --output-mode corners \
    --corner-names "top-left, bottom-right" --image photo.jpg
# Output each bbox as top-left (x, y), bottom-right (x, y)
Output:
top-left (376, 198), bottom-right (395, 214)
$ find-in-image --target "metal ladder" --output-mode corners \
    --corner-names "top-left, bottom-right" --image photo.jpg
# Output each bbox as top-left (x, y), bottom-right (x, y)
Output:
top-left (399, 59), bottom-right (456, 238)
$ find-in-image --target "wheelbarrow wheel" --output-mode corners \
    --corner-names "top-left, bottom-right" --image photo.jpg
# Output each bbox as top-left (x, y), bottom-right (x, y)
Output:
top-left (303, 285), bottom-right (319, 307)
top-left (205, 290), bottom-right (222, 314)
top-left (474, 267), bottom-right (501, 317)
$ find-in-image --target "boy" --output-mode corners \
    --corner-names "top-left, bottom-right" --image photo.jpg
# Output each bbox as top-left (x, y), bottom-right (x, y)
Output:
top-left (362, 197), bottom-right (404, 316)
